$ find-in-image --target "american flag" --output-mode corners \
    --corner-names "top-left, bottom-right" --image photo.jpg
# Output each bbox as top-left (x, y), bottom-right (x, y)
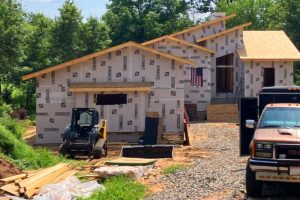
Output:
top-left (191, 68), bottom-right (203, 87)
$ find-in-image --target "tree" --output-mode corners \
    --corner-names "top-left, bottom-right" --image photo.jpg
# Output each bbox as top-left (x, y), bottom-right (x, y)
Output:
top-left (24, 13), bottom-right (54, 72)
top-left (81, 17), bottom-right (111, 55)
top-left (217, 0), bottom-right (285, 30)
top-left (102, 0), bottom-right (193, 44)
top-left (187, 0), bottom-right (234, 12)
top-left (0, 0), bottom-right (26, 94)
top-left (52, 0), bottom-right (84, 63)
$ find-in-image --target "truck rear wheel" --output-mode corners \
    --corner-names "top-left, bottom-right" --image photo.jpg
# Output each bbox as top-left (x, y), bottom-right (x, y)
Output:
top-left (246, 160), bottom-right (263, 197)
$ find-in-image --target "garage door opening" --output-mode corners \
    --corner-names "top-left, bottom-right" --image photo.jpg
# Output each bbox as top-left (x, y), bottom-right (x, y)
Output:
top-left (216, 67), bottom-right (234, 93)
top-left (263, 68), bottom-right (275, 87)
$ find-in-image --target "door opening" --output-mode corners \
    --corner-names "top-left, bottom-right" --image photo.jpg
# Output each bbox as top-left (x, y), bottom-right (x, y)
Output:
top-left (216, 67), bottom-right (234, 93)
top-left (263, 68), bottom-right (275, 87)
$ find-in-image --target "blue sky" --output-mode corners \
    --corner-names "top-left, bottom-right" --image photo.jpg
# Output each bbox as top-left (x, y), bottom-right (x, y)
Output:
top-left (22, 0), bottom-right (110, 19)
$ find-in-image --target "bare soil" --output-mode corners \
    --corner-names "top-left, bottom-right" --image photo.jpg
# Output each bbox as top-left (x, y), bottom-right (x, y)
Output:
top-left (0, 158), bottom-right (21, 179)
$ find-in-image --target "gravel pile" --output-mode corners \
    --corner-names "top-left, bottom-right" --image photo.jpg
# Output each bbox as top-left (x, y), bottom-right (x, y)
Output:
top-left (146, 123), bottom-right (247, 200)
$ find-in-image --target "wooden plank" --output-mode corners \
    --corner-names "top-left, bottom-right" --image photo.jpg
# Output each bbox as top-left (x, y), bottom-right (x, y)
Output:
top-left (146, 112), bottom-right (160, 118)
top-left (196, 22), bottom-right (252, 42)
top-left (0, 174), bottom-right (27, 184)
top-left (105, 157), bottom-right (157, 166)
top-left (24, 164), bottom-right (72, 198)
top-left (50, 170), bottom-right (77, 184)
top-left (70, 87), bottom-right (152, 93)
top-left (0, 183), bottom-right (20, 196)
top-left (22, 42), bottom-right (195, 81)
top-left (17, 163), bottom-right (67, 188)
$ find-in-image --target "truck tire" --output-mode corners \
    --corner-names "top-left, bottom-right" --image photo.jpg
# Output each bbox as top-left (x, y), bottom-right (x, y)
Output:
top-left (59, 141), bottom-right (69, 156)
top-left (246, 160), bottom-right (263, 197)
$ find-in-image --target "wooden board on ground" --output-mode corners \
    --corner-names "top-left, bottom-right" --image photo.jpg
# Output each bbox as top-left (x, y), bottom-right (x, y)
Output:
top-left (0, 174), bottom-right (27, 184)
top-left (105, 157), bottom-right (157, 166)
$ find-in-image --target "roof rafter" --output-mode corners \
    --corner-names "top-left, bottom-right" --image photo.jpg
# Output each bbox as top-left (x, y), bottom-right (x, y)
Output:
top-left (142, 35), bottom-right (214, 54)
top-left (196, 22), bottom-right (252, 42)
top-left (22, 41), bottom-right (195, 81)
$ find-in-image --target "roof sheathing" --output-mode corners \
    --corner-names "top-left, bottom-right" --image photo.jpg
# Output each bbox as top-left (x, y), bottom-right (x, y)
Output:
top-left (22, 41), bottom-right (195, 81)
top-left (196, 22), bottom-right (252, 42)
top-left (237, 31), bottom-right (300, 61)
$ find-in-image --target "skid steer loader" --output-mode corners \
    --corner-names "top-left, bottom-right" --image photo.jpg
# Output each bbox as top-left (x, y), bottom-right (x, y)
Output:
top-left (59, 108), bottom-right (108, 159)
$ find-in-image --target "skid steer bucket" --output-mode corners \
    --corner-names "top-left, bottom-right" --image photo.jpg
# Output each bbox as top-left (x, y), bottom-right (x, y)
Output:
top-left (121, 145), bottom-right (174, 158)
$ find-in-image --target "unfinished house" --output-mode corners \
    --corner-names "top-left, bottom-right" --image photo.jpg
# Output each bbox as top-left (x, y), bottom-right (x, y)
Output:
top-left (23, 13), bottom-right (300, 144)
top-left (142, 36), bottom-right (214, 120)
top-left (237, 31), bottom-right (300, 97)
top-left (22, 42), bottom-right (194, 144)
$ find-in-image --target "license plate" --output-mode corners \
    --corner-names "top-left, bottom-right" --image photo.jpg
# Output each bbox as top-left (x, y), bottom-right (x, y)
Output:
top-left (290, 167), bottom-right (300, 176)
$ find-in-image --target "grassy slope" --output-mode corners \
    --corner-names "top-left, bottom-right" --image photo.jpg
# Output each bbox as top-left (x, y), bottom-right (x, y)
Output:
top-left (82, 175), bottom-right (146, 200)
top-left (0, 117), bottom-right (66, 169)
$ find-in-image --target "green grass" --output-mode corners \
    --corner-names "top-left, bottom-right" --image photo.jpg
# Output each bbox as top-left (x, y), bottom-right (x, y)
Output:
top-left (162, 164), bottom-right (189, 175)
top-left (0, 121), bottom-right (66, 169)
top-left (81, 175), bottom-right (146, 200)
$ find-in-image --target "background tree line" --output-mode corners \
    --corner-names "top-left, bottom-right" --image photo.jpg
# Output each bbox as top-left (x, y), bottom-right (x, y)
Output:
top-left (0, 0), bottom-right (299, 111)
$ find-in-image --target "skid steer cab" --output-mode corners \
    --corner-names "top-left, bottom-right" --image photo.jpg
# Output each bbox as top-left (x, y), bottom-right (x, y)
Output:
top-left (240, 86), bottom-right (300, 197)
top-left (59, 108), bottom-right (108, 159)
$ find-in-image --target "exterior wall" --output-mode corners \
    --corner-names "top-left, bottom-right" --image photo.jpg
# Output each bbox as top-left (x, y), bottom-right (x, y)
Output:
top-left (146, 41), bottom-right (211, 115)
top-left (175, 21), bottom-right (226, 44)
top-left (36, 46), bottom-right (185, 144)
top-left (204, 29), bottom-right (244, 98)
top-left (243, 61), bottom-right (294, 97)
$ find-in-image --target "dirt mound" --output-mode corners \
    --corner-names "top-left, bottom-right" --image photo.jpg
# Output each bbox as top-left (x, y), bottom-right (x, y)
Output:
top-left (0, 158), bottom-right (21, 179)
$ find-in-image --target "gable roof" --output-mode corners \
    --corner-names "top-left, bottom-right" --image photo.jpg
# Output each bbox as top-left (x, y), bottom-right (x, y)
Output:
top-left (237, 31), bottom-right (300, 61)
top-left (196, 22), bottom-right (252, 42)
top-left (22, 41), bottom-right (196, 81)
top-left (170, 13), bottom-right (236, 37)
top-left (142, 35), bottom-right (214, 54)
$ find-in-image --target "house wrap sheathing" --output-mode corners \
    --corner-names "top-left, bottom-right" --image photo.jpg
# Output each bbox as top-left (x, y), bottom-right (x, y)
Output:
top-left (23, 42), bottom-right (194, 144)
top-left (23, 13), bottom-right (300, 144)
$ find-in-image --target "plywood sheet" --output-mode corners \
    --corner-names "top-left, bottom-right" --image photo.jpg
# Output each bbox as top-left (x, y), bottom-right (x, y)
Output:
top-left (105, 157), bottom-right (157, 166)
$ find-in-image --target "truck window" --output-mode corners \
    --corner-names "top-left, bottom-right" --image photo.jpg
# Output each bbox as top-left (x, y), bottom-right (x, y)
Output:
top-left (259, 107), bottom-right (300, 128)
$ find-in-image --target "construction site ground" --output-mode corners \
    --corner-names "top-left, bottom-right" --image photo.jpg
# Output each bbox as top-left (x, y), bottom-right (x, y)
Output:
top-left (3, 122), bottom-right (299, 199)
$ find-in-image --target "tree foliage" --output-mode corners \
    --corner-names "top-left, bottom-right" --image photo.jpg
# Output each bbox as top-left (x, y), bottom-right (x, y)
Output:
top-left (0, 0), bottom-right (26, 82)
top-left (102, 0), bottom-right (193, 44)
top-left (217, 0), bottom-right (285, 30)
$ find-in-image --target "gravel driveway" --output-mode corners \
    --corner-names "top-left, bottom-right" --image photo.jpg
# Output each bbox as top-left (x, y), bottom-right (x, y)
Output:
top-left (146, 122), bottom-right (300, 200)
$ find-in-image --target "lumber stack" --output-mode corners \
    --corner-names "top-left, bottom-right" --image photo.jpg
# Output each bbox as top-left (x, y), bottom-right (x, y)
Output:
top-left (0, 163), bottom-right (77, 198)
top-left (161, 132), bottom-right (184, 145)
top-left (207, 104), bottom-right (238, 123)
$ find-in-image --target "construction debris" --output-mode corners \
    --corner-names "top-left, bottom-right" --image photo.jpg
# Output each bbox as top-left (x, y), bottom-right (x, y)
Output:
top-left (0, 163), bottom-right (77, 198)
top-left (94, 165), bottom-right (153, 179)
top-left (33, 176), bottom-right (104, 200)
top-left (105, 157), bottom-right (157, 166)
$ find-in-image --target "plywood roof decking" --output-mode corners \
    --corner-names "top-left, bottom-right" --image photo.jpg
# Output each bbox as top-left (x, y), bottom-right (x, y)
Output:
top-left (22, 41), bottom-right (196, 81)
top-left (142, 35), bottom-right (215, 54)
top-left (237, 31), bottom-right (300, 61)
top-left (196, 22), bottom-right (252, 42)
top-left (170, 13), bottom-right (237, 37)
top-left (69, 82), bottom-right (153, 92)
